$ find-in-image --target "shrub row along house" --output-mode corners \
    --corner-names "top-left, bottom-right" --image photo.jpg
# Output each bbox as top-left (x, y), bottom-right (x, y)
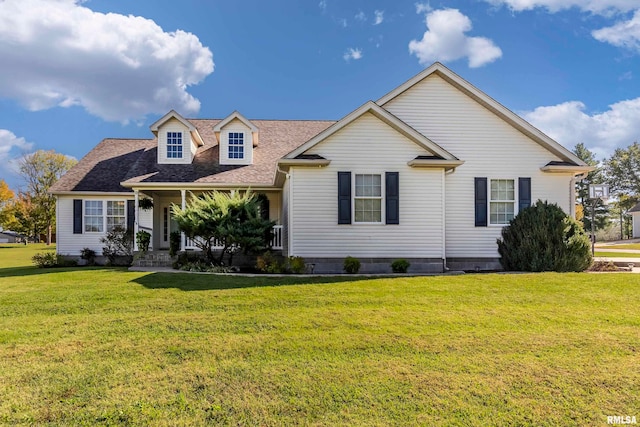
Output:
top-left (50, 62), bottom-right (592, 273)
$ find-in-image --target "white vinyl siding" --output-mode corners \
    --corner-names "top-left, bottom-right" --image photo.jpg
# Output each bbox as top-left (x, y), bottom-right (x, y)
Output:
top-left (383, 74), bottom-right (572, 258)
top-left (290, 112), bottom-right (444, 258)
top-left (56, 195), bottom-right (153, 256)
top-left (157, 118), bottom-right (194, 164)
top-left (220, 119), bottom-right (253, 165)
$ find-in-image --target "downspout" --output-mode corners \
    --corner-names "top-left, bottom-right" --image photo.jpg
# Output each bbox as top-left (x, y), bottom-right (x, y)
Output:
top-left (441, 169), bottom-right (447, 272)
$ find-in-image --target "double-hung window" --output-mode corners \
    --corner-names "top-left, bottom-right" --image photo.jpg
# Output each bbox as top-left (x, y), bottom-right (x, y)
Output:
top-left (489, 179), bottom-right (515, 225)
top-left (167, 132), bottom-right (183, 159)
top-left (84, 201), bottom-right (103, 232)
top-left (106, 201), bottom-right (126, 230)
top-left (354, 174), bottom-right (382, 223)
top-left (83, 200), bottom-right (126, 233)
top-left (228, 132), bottom-right (244, 159)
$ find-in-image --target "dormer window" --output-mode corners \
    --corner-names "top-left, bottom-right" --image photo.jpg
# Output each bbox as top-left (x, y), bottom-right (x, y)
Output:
top-left (167, 132), bottom-right (183, 159)
top-left (228, 132), bottom-right (244, 159)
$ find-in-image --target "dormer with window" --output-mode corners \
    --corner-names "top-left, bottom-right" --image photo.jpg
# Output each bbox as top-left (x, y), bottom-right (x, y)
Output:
top-left (150, 110), bottom-right (204, 165)
top-left (214, 111), bottom-right (258, 165)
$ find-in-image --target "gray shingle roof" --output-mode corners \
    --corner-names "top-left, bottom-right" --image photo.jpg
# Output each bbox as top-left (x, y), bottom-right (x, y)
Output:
top-left (51, 119), bottom-right (335, 193)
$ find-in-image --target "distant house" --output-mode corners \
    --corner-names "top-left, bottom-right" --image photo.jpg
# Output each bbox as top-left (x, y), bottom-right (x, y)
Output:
top-left (50, 62), bottom-right (592, 272)
top-left (0, 230), bottom-right (25, 243)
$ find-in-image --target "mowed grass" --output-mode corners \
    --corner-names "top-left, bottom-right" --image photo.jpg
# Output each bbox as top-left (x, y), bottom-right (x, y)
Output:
top-left (597, 243), bottom-right (640, 251)
top-left (595, 251), bottom-right (640, 258)
top-left (0, 245), bottom-right (638, 426)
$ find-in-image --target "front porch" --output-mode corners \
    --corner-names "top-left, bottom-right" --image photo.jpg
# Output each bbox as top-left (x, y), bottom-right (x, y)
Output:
top-left (131, 188), bottom-right (284, 252)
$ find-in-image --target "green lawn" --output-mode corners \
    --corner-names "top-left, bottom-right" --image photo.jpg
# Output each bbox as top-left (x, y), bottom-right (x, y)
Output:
top-left (1, 244), bottom-right (638, 426)
top-left (594, 251), bottom-right (640, 258)
top-left (597, 243), bottom-right (640, 251)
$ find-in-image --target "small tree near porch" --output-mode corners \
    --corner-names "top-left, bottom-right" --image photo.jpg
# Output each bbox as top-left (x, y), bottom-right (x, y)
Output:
top-left (171, 191), bottom-right (274, 266)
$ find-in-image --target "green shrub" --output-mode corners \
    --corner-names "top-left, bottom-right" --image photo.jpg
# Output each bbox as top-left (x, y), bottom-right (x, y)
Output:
top-left (136, 230), bottom-right (151, 252)
top-left (172, 251), bottom-right (205, 270)
top-left (256, 251), bottom-right (284, 273)
top-left (80, 248), bottom-right (96, 266)
top-left (288, 256), bottom-right (306, 274)
top-left (497, 200), bottom-right (592, 272)
top-left (391, 259), bottom-right (410, 273)
top-left (101, 226), bottom-right (133, 266)
top-left (169, 231), bottom-right (181, 257)
top-left (343, 256), bottom-right (361, 274)
top-left (32, 252), bottom-right (77, 268)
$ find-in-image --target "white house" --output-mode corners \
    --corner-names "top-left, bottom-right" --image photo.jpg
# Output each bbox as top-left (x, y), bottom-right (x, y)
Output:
top-left (50, 62), bottom-right (592, 272)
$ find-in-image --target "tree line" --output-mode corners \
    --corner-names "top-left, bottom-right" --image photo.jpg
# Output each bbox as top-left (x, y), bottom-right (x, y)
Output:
top-left (0, 150), bottom-right (76, 244)
top-left (574, 142), bottom-right (640, 240)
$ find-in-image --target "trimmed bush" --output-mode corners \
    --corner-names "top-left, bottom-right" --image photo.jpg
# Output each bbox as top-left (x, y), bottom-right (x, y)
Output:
top-left (101, 226), bottom-right (133, 266)
top-left (169, 231), bottom-right (181, 257)
top-left (288, 256), bottom-right (306, 274)
top-left (497, 200), bottom-right (592, 272)
top-left (136, 230), bottom-right (151, 252)
top-left (391, 259), bottom-right (410, 273)
top-left (343, 256), bottom-right (361, 274)
top-left (80, 248), bottom-right (96, 266)
top-left (32, 252), bottom-right (77, 268)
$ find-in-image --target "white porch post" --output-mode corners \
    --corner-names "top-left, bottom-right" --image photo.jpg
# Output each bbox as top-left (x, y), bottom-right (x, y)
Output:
top-left (180, 189), bottom-right (186, 251)
top-left (133, 190), bottom-right (139, 251)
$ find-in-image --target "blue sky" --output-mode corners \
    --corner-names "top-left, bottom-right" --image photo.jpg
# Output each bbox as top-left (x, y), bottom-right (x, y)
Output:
top-left (1, 0), bottom-right (639, 190)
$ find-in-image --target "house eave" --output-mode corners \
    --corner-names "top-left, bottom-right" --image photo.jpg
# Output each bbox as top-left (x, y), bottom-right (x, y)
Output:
top-left (50, 190), bottom-right (134, 196)
top-left (277, 159), bottom-right (331, 167)
top-left (120, 181), bottom-right (279, 191)
top-left (407, 159), bottom-right (465, 171)
top-left (540, 165), bottom-right (595, 174)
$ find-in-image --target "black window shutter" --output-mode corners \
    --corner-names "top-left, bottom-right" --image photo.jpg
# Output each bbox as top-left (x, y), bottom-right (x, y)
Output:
top-left (385, 172), bottom-right (399, 225)
top-left (519, 177), bottom-right (531, 212)
top-left (259, 194), bottom-right (270, 220)
top-left (73, 199), bottom-right (83, 234)
top-left (338, 172), bottom-right (351, 224)
top-left (127, 200), bottom-right (135, 231)
top-left (474, 177), bottom-right (488, 227)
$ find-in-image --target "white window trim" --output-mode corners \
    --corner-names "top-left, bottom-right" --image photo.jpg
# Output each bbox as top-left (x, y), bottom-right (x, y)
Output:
top-left (352, 172), bottom-right (385, 225)
top-left (488, 178), bottom-right (517, 226)
top-left (166, 131), bottom-right (183, 159)
top-left (83, 200), bottom-right (128, 234)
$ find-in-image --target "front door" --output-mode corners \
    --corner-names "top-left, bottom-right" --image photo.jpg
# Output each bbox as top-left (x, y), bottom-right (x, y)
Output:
top-left (160, 204), bottom-right (179, 249)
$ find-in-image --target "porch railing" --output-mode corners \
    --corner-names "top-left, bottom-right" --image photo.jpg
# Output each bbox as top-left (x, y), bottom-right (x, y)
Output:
top-left (185, 225), bottom-right (283, 250)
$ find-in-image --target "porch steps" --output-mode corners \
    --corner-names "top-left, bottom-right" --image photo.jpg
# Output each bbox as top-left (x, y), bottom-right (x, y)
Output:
top-left (132, 251), bottom-right (174, 268)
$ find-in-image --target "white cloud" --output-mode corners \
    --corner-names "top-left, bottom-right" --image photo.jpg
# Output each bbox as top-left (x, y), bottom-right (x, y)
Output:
top-left (0, 130), bottom-right (34, 180)
top-left (409, 8), bottom-right (502, 68)
top-left (484, 0), bottom-right (637, 14)
top-left (374, 10), bottom-right (385, 25)
top-left (523, 98), bottom-right (640, 159)
top-left (415, 2), bottom-right (432, 14)
top-left (343, 48), bottom-right (363, 62)
top-left (0, 0), bottom-right (214, 123)
top-left (355, 11), bottom-right (367, 21)
top-left (592, 10), bottom-right (640, 51)
top-left (319, 0), bottom-right (327, 11)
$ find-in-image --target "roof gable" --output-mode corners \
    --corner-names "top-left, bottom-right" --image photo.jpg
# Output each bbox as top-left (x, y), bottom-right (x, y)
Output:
top-left (377, 62), bottom-right (587, 167)
top-left (284, 101), bottom-right (457, 160)
top-left (150, 110), bottom-right (204, 146)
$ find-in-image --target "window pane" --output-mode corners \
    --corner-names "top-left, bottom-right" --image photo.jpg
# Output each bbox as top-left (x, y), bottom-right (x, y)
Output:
top-left (490, 179), bottom-right (514, 201)
top-left (490, 202), bottom-right (514, 225)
